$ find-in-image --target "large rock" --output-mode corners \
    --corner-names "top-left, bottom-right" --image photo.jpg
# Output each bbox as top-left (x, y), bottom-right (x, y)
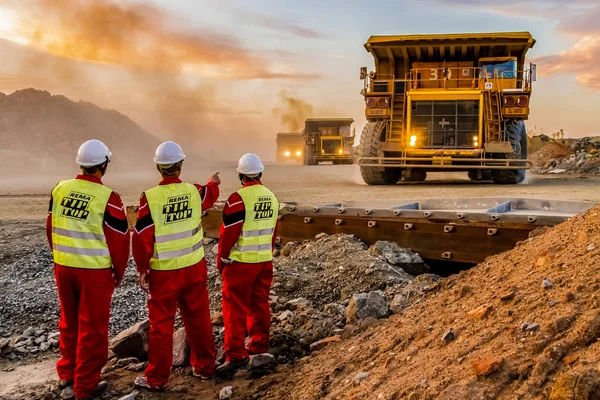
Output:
top-left (249, 353), bottom-right (275, 368)
top-left (550, 369), bottom-right (600, 400)
top-left (110, 319), bottom-right (150, 359)
top-left (471, 357), bottom-right (503, 376)
top-left (389, 294), bottom-right (408, 314)
top-left (219, 386), bottom-right (233, 400)
top-left (285, 298), bottom-right (312, 311)
top-left (345, 291), bottom-right (388, 324)
top-left (467, 305), bottom-right (493, 321)
top-left (368, 241), bottom-right (429, 275)
top-left (172, 328), bottom-right (190, 367)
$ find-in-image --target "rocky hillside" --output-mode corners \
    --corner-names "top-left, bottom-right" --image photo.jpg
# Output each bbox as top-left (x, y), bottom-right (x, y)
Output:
top-left (0, 89), bottom-right (160, 176)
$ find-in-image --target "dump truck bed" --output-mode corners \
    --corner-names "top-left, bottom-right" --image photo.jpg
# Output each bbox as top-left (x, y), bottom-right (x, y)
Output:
top-left (364, 31), bottom-right (535, 81)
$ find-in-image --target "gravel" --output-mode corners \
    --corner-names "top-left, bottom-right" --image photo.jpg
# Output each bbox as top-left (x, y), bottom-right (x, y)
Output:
top-left (0, 245), bottom-right (149, 335)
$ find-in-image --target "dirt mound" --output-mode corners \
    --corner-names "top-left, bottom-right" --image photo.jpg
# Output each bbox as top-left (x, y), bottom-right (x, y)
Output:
top-left (204, 234), bottom-right (425, 364)
top-left (528, 134), bottom-right (554, 154)
top-left (530, 135), bottom-right (600, 174)
top-left (530, 141), bottom-right (573, 169)
top-left (255, 206), bottom-right (600, 399)
top-left (0, 89), bottom-right (160, 177)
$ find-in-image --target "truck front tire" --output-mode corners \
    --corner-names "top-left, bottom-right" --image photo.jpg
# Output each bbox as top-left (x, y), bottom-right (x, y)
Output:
top-left (358, 121), bottom-right (401, 185)
top-left (492, 120), bottom-right (528, 184)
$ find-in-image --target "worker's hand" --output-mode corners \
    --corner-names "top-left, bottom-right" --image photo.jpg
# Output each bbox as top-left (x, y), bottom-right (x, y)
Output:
top-left (112, 269), bottom-right (122, 288)
top-left (138, 272), bottom-right (150, 294)
top-left (209, 172), bottom-right (221, 185)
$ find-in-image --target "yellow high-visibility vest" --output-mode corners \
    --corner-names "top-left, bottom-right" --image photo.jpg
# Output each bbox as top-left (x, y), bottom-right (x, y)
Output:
top-left (145, 182), bottom-right (205, 270)
top-left (229, 185), bottom-right (279, 263)
top-left (51, 179), bottom-right (112, 269)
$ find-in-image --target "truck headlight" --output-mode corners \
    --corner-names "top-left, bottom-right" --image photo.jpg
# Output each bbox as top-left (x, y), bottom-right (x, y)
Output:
top-left (409, 135), bottom-right (417, 147)
top-left (284, 151), bottom-right (290, 157)
top-left (295, 150), bottom-right (301, 156)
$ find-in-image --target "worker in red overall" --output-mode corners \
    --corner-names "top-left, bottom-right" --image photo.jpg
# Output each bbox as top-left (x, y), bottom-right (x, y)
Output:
top-left (47, 139), bottom-right (130, 400)
top-left (216, 153), bottom-right (279, 375)
top-left (133, 141), bottom-right (220, 390)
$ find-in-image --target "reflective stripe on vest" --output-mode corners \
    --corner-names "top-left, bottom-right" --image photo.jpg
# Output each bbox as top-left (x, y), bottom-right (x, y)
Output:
top-left (51, 179), bottom-right (112, 269)
top-left (229, 185), bottom-right (278, 264)
top-left (145, 182), bottom-right (205, 270)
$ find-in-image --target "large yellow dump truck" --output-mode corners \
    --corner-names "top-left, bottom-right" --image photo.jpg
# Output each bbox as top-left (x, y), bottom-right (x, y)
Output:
top-left (303, 118), bottom-right (355, 165)
top-left (357, 32), bottom-right (536, 184)
top-left (276, 132), bottom-right (304, 162)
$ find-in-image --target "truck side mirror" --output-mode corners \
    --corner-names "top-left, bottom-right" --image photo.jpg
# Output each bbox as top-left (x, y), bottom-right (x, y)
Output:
top-left (360, 67), bottom-right (367, 80)
top-left (531, 63), bottom-right (537, 82)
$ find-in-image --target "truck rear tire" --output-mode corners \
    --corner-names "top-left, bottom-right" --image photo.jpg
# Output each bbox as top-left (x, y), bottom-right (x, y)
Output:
top-left (492, 120), bottom-right (528, 184)
top-left (468, 170), bottom-right (493, 181)
top-left (358, 121), bottom-right (401, 185)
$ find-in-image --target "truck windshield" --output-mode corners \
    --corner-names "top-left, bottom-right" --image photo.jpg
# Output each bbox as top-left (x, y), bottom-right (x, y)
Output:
top-left (480, 60), bottom-right (517, 79)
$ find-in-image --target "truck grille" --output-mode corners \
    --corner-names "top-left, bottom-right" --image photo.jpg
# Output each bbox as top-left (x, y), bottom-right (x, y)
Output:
top-left (321, 138), bottom-right (342, 155)
top-left (410, 100), bottom-right (479, 148)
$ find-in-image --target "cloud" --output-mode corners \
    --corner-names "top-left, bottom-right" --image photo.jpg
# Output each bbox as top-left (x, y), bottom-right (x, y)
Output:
top-left (556, 3), bottom-right (600, 34)
top-left (434, 0), bottom-right (565, 18)
top-left (532, 35), bottom-right (600, 90)
top-left (432, 0), bottom-right (600, 91)
top-left (325, 53), bottom-right (352, 59)
top-left (3, 0), bottom-right (314, 80)
top-left (237, 10), bottom-right (326, 39)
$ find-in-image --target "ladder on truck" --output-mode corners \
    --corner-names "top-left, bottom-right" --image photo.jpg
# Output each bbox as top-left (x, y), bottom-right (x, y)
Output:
top-left (483, 80), bottom-right (503, 142)
top-left (388, 80), bottom-right (406, 141)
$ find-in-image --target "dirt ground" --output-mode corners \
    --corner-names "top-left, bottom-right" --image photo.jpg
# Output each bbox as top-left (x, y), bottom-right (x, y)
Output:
top-left (1, 165), bottom-right (600, 221)
top-left (2, 164), bottom-right (600, 399)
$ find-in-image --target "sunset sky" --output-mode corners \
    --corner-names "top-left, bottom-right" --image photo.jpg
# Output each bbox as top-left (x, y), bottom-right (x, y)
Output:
top-left (0, 0), bottom-right (598, 159)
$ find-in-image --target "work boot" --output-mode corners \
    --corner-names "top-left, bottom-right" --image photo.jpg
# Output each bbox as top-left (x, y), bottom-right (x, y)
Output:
top-left (133, 376), bottom-right (164, 392)
top-left (74, 381), bottom-right (108, 400)
top-left (59, 379), bottom-right (74, 389)
top-left (216, 358), bottom-right (249, 376)
top-left (192, 368), bottom-right (215, 380)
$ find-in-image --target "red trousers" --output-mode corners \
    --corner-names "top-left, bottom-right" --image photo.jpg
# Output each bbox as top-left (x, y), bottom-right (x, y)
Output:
top-left (222, 261), bottom-right (273, 361)
top-left (54, 265), bottom-right (115, 399)
top-left (145, 260), bottom-right (215, 387)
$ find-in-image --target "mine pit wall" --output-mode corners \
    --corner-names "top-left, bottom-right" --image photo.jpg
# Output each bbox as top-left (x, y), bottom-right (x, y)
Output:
top-left (126, 198), bottom-right (597, 266)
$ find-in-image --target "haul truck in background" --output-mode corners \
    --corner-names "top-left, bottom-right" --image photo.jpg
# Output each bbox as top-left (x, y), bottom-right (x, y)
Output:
top-left (357, 32), bottom-right (536, 184)
top-left (303, 118), bottom-right (355, 165)
top-left (276, 132), bottom-right (304, 162)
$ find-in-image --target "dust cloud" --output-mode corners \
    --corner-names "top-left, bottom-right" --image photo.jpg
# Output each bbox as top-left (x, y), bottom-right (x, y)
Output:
top-left (10, 0), bottom-right (299, 80)
top-left (272, 91), bottom-right (314, 132)
top-left (0, 0), bottom-right (314, 169)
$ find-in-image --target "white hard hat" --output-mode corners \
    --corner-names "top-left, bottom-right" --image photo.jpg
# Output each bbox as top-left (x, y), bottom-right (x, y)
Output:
top-left (237, 153), bottom-right (264, 175)
top-left (76, 139), bottom-right (112, 167)
top-left (153, 141), bottom-right (185, 164)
